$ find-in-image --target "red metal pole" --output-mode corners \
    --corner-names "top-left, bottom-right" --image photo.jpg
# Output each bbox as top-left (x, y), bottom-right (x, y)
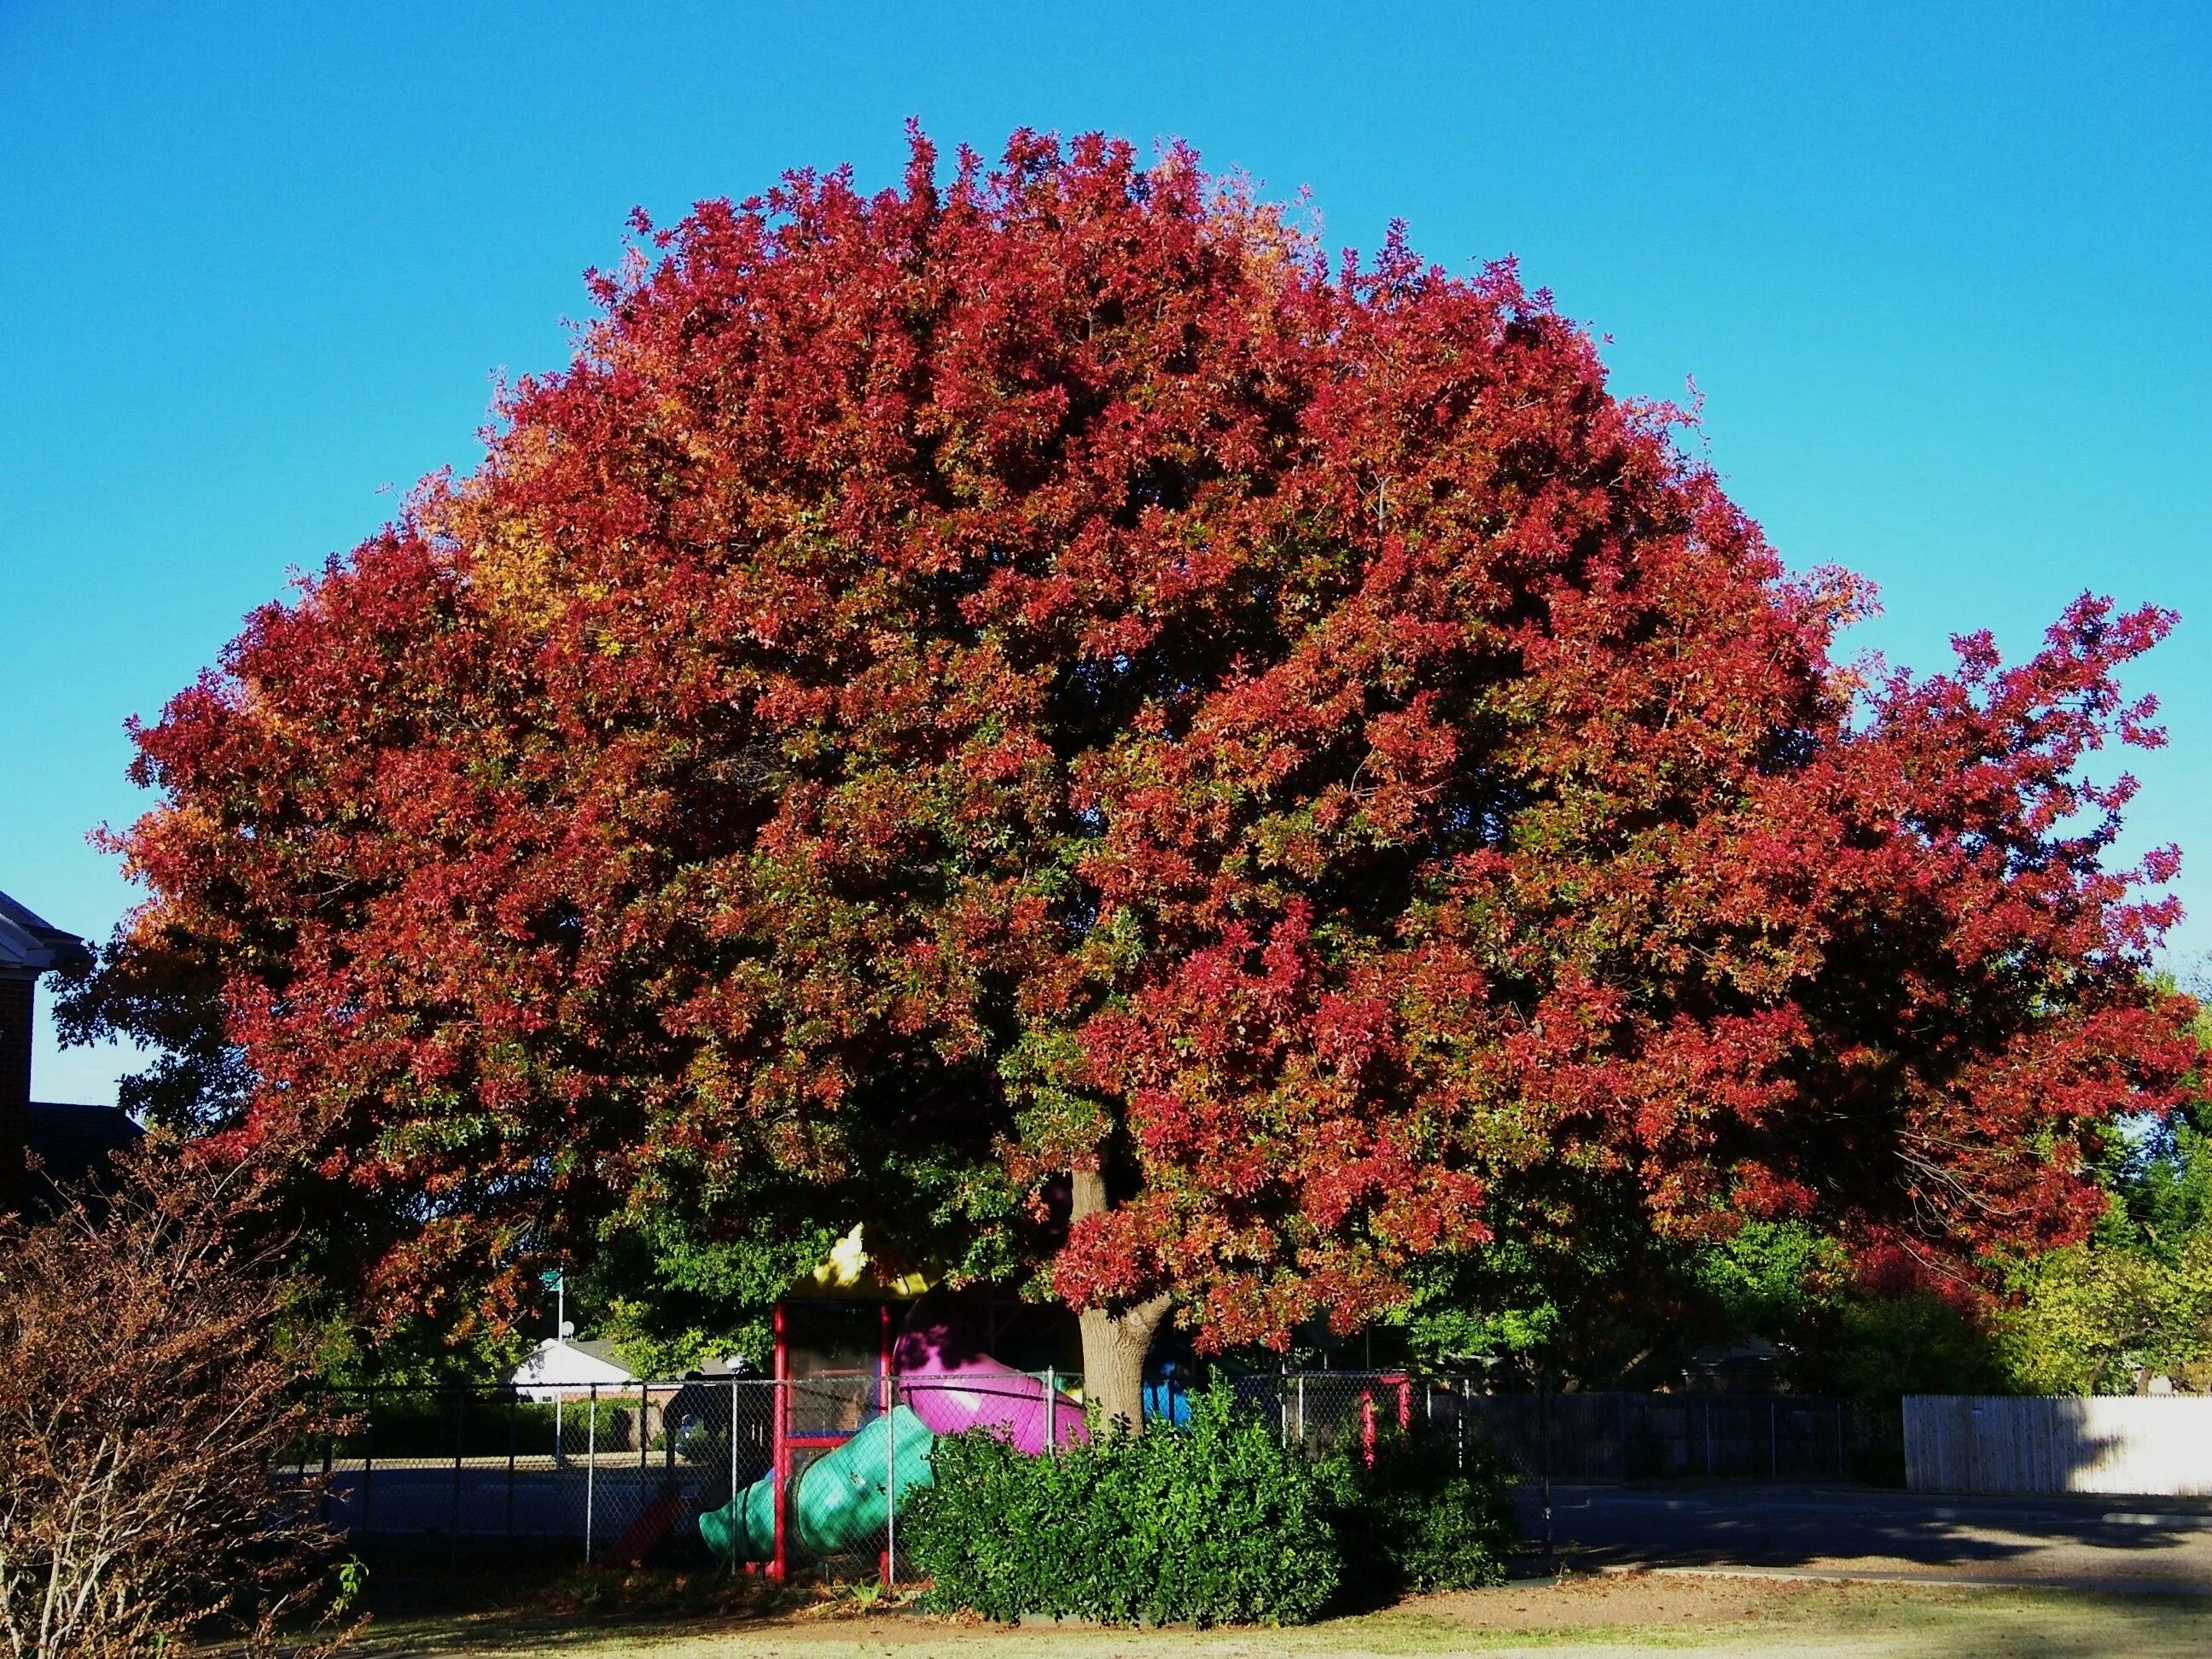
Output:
top-left (879, 1301), bottom-right (894, 1586)
top-left (771, 1303), bottom-right (789, 1584)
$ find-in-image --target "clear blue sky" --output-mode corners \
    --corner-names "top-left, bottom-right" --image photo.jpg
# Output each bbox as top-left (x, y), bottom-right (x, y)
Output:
top-left (3, 2), bottom-right (2206, 1106)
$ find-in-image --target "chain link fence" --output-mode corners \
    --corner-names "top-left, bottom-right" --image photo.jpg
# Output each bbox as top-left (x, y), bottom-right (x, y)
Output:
top-left (312, 1369), bottom-right (1086, 1578)
top-left (316, 1381), bottom-right (777, 1564)
top-left (311, 1371), bottom-right (1889, 1575)
top-left (1232, 1371), bottom-right (1887, 1481)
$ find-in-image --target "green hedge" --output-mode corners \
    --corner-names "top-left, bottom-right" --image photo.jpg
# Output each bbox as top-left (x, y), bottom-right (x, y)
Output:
top-left (902, 1387), bottom-right (1518, 1626)
top-left (1322, 1430), bottom-right (1519, 1600)
top-left (904, 1388), bottom-right (1342, 1626)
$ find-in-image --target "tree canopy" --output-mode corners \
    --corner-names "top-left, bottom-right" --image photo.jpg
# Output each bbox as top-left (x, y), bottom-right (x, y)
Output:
top-left (98, 130), bottom-right (2194, 1389)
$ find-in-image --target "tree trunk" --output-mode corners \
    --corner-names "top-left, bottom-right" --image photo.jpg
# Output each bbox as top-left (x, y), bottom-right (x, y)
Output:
top-left (1070, 1167), bottom-right (1170, 1433)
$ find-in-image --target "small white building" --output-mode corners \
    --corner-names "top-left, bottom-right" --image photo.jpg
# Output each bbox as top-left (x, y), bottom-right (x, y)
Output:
top-left (509, 1337), bottom-right (637, 1400)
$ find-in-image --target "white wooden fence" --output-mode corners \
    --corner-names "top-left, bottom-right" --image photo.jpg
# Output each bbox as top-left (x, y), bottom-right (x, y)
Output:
top-left (1906, 1394), bottom-right (2212, 1495)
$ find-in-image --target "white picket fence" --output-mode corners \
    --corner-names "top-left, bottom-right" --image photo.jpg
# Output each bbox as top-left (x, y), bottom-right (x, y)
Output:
top-left (1905, 1394), bottom-right (2212, 1495)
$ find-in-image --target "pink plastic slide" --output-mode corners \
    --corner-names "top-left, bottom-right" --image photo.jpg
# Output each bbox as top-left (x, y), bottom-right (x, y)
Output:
top-left (893, 1296), bottom-right (1088, 1454)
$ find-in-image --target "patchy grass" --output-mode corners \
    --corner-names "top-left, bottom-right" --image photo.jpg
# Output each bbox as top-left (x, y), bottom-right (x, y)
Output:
top-left (335, 1564), bottom-right (2212, 1658)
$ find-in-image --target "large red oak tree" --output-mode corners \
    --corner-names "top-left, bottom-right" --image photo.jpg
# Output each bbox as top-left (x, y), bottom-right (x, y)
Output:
top-left (112, 131), bottom-right (2194, 1422)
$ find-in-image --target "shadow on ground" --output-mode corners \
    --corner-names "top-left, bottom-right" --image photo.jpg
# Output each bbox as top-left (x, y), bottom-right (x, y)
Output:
top-left (1523, 1483), bottom-right (2212, 1592)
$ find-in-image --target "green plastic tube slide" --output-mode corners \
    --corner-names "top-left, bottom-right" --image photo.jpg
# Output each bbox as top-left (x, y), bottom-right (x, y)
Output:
top-left (700, 1404), bottom-right (936, 1562)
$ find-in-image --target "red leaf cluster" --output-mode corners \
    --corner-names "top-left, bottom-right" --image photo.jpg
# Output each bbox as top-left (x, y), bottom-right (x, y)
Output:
top-left (114, 130), bottom-right (2193, 1347)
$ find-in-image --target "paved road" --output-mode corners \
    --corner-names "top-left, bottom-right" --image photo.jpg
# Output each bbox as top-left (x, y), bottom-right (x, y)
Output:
top-left (1526, 1483), bottom-right (2212, 1593)
top-left (321, 1462), bottom-right (734, 1545)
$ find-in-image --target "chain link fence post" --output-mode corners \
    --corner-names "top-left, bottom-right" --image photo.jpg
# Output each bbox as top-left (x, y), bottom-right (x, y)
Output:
top-left (450, 1385), bottom-right (465, 1572)
top-left (361, 1389), bottom-right (375, 1534)
top-left (884, 1373), bottom-right (899, 1591)
top-left (585, 1383), bottom-right (598, 1564)
top-left (1539, 1365), bottom-right (1553, 1563)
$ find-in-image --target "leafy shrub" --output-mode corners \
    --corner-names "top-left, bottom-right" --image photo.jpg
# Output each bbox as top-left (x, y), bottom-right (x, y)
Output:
top-left (1829, 1291), bottom-right (2005, 1400)
top-left (903, 1387), bottom-right (1340, 1626)
top-left (0, 1148), bottom-right (354, 1659)
top-left (1322, 1432), bottom-right (1518, 1600)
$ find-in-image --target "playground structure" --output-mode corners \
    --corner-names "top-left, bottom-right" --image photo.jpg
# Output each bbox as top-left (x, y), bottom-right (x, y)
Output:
top-left (306, 1231), bottom-right (1226, 1574)
top-left (698, 1364), bottom-right (1429, 1575)
top-left (696, 1233), bottom-right (1088, 1580)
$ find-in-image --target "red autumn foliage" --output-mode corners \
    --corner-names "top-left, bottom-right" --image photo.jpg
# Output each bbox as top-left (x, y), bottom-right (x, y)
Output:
top-left (112, 130), bottom-right (2192, 1354)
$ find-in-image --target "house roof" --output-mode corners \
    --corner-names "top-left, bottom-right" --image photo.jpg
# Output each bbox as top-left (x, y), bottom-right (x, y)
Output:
top-left (0, 890), bottom-right (86, 976)
top-left (509, 1336), bottom-right (638, 1389)
top-left (24, 1102), bottom-right (142, 1193)
top-left (567, 1338), bottom-right (632, 1371)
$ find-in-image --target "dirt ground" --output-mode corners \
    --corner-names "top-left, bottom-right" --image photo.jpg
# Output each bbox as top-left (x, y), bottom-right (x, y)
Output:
top-left (345, 1568), bottom-right (2212, 1658)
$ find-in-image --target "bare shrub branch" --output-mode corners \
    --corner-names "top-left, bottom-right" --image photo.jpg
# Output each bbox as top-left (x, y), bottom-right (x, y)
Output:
top-left (0, 1144), bottom-right (352, 1658)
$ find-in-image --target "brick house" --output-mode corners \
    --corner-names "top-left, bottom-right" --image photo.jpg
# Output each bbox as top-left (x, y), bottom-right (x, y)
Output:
top-left (0, 889), bottom-right (140, 1214)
